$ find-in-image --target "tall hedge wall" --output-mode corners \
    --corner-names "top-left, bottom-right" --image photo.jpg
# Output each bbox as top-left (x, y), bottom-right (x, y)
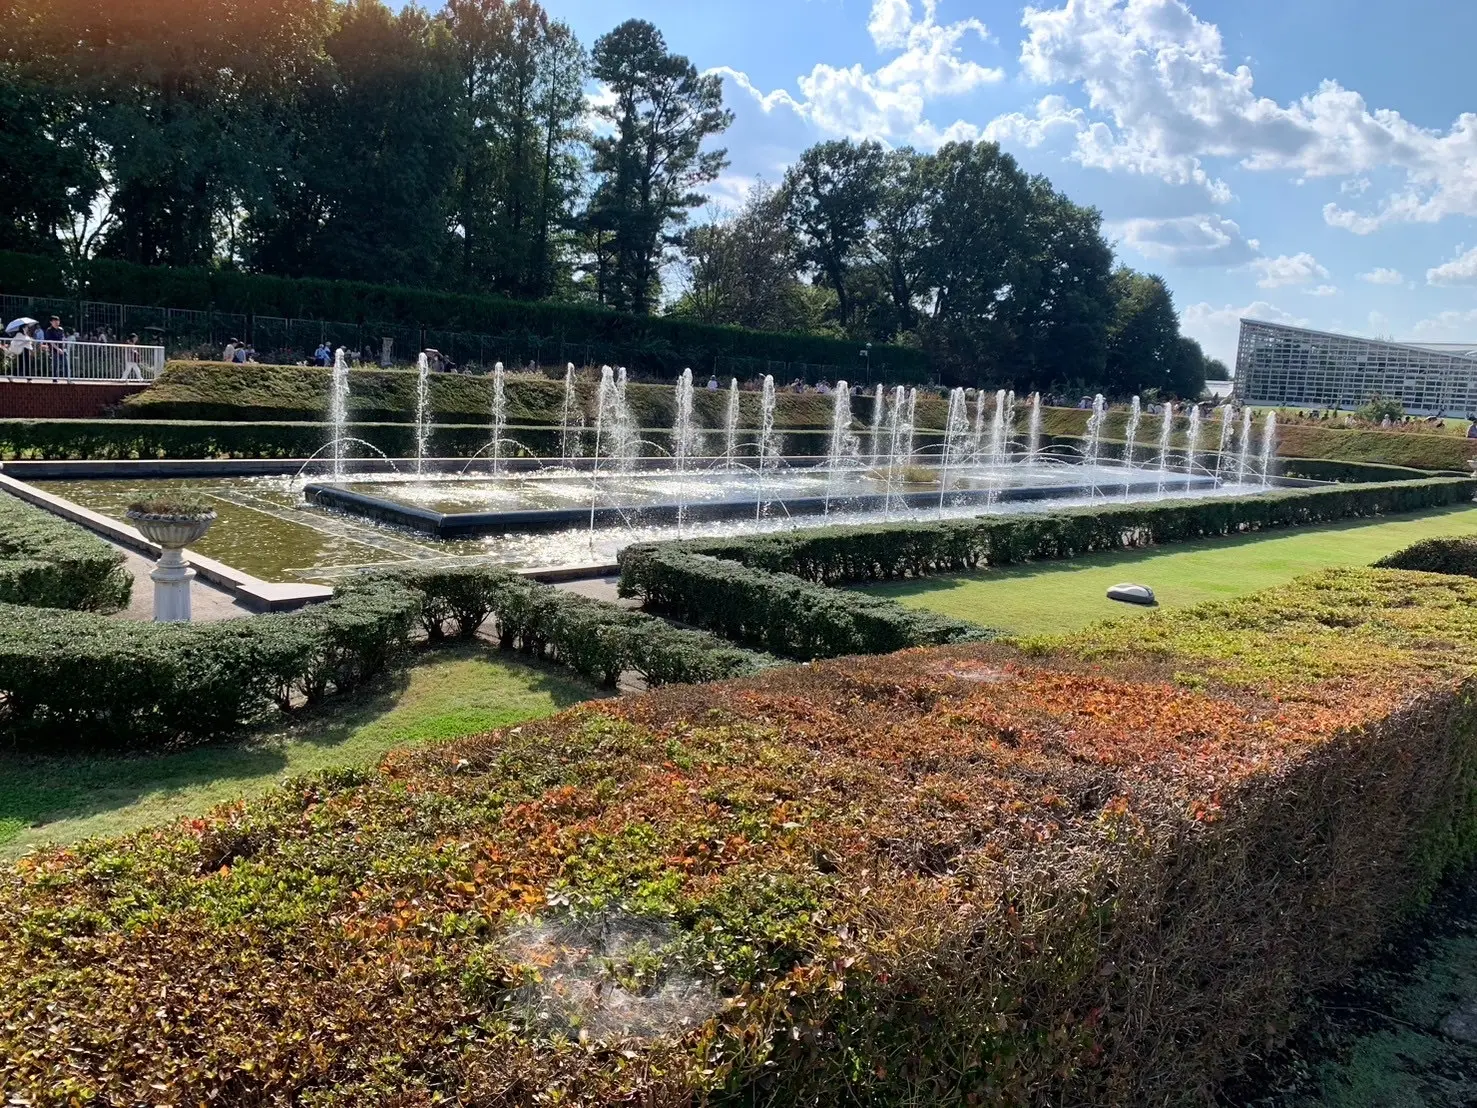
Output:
top-left (0, 250), bottom-right (930, 380)
top-left (0, 491), bottom-right (131, 611)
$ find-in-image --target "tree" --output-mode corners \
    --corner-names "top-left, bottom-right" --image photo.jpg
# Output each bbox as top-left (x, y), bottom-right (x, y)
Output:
top-left (1203, 356), bottom-right (1231, 381)
top-left (867, 148), bottom-right (930, 336)
top-left (587, 20), bottom-right (731, 314)
top-left (1104, 268), bottom-right (1183, 397)
top-left (915, 141), bottom-right (1034, 381)
top-left (248, 0), bottom-right (461, 284)
top-left (781, 139), bottom-right (886, 331)
top-left (671, 181), bottom-right (811, 332)
top-left (444, 0), bottom-right (587, 297)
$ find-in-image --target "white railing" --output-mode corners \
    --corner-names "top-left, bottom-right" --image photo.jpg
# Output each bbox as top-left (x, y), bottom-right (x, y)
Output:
top-left (0, 339), bottom-right (166, 382)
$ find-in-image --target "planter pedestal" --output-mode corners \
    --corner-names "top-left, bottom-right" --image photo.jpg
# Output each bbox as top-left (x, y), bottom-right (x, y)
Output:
top-left (151, 547), bottom-right (197, 622)
top-left (126, 512), bottom-right (218, 623)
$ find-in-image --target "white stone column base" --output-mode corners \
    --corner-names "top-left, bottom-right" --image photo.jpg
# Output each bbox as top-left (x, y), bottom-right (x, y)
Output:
top-left (152, 549), bottom-right (195, 622)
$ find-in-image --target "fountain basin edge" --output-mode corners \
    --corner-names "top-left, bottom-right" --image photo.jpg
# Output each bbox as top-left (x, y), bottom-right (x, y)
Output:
top-left (304, 475), bottom-right (1226, 540)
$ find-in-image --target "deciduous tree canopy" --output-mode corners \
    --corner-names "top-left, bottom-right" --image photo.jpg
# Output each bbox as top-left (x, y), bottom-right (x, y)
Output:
top-left (0, 0), bottom-right (1204, 396)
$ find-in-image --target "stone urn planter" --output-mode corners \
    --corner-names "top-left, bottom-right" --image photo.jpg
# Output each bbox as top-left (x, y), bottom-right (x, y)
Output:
top-left (125, 502), bottom-right (218, 622)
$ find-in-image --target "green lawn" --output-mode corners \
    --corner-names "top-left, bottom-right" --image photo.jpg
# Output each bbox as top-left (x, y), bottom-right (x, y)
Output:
top-left (866, 504), bottom-right (1477, 638)
top-left (0, 643), bottom-right (598, 861)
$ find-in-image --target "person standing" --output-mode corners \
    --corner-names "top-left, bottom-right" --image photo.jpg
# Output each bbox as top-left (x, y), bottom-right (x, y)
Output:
top-left (41, 316), bottom-right (69, 377)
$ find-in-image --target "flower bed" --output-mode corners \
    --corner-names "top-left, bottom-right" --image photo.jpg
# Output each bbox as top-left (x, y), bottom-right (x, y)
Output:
top-left (0, 489), bottom-right (131, 611)
top-left (4, 568), bottom-right (1477, 1104)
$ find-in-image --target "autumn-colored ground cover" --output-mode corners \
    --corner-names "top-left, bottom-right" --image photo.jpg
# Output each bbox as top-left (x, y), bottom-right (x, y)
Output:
top-left (4, 568), bottom-right (1477, 1106)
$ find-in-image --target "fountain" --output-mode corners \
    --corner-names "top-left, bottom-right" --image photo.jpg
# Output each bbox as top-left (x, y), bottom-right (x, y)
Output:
top-left (870, 384), bottom-right (886, 467)
top-left (986, 389), bottom-right (1008, 468)
top-left (559, 363), bottom-right (579, 462)
top-left (1124, 395), bottom-right (1142, 469)
top-left (329, 347), bottom-right (350, 480)
top-left (824, 379), bottom-right (855, 516)
top-left (489, 361), bottom-right (508, 475)
top-left (1259, 411), bottom-right (1278, 485)
top-left (724, 378), bottom-right (741, 469)
top-left (903, 388), bottom-right (918, 470)
top-left (1082, 394), bottom-right (1107, 498)
top-left (1184, 404), bottom-right (1202, 489)
top-left (1215, 405), bottom-right (1235, 484)
top-left (672, 368), bottom-right (699, 529)
top-left (1026, 392), bottom-right (1043, 462)
top-left (1004, 390), bottom-right (1017, 459)
top-left (1237, 408), bottom-right (1255, 484)
top-left (882, 385), bottom-right (908, 513)
top-left (1155, 401), bottom-right (1176, 492)
top-left (413, 352), bottom-right (432, 476)
top-left (939, 386), bottom-right (971, 511)
top-left (755, 375), bottom-right (778, 520)
top-left (972, 389), bottom-right (990, 462)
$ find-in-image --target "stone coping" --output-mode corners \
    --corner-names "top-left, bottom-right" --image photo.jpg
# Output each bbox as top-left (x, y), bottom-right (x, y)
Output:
top-left (0, 472), bottom-right (332, 612)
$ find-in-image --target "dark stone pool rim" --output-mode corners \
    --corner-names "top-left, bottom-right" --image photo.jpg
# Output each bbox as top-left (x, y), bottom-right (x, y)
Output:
top-left (304, 473), bottom-right (1226, 539)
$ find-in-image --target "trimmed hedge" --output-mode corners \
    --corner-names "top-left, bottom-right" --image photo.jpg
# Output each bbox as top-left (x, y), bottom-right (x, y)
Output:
top-left (0, 491), bottom-right (131, 611)
top-left (392, 565), bottom-right (772, 690)
top-left (1374, 536), bottom-right (1477, 577)
top-left (122, 362), bottom-right (901, 428)
top-left (7, 569), bottom-right (1477, 1104)
top-left (0, 564), bottom-right (770, 751)
top-left (0, 250), bottom-right (931, 379)
top-left (623, 477), bottom-right (1477, 587)
top-left (617, 548), bottom-right (990, 659)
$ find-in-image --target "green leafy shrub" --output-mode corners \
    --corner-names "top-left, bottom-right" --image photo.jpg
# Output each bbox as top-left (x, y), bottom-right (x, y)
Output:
top-left (0, 492), bottom-right (131, 611)
top-left (125, 494), bottom-right (215, 517)
top-left (620, 547), bottom-right (989, 659)
top-left (7, 569), bottom-right (1477, 1104)
top-left (624, 478), bottom-right (1477, 587)
top-left (0, 564), bottom-right (769, 751)
top-left (1374, 536), bottom-right (1477, 577)
top-left (396, 564), bottom-right (772, 688)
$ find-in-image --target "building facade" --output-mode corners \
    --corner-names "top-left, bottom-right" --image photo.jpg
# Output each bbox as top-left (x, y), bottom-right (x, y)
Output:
top-left (1234, 319), bottom-right (1477, 416)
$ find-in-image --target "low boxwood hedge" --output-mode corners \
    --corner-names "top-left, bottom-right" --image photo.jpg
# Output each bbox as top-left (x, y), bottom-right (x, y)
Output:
top-left (623, 477), bottom-right (1477, 587)
top-left (0, 563), bottom-right (770, 751)
top-left (0, 491), bottom-right (131, 611)
top-left (618, 547), bottom-right (989, 659)
top-left (1374, 535), bottom-right (1477, 577)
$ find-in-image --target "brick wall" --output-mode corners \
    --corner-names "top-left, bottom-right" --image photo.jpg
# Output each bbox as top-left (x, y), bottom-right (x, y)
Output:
top-left (0, 381), bottom-right (147, 419)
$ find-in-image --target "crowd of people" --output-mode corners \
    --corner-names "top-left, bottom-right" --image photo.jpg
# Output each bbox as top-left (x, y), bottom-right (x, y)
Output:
top-left (2, 315), bottom-right (148, 379)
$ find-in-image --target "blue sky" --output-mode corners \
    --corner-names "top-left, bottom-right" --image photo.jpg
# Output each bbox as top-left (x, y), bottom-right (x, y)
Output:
top-left (398, 0), bottom-right (1477, 367)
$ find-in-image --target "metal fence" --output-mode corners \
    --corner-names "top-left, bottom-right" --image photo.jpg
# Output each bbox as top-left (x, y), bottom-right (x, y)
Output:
top-left (2, 338), bottom-right (166, 381)
top-left (0, 291), bottom-right (913, 384)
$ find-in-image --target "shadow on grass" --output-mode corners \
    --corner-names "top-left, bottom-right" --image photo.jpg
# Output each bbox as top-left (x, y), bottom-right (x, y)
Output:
top-left (0, 641), bottom-right (596, 854)
top-left (867, 504), bottom-right (1477, 601)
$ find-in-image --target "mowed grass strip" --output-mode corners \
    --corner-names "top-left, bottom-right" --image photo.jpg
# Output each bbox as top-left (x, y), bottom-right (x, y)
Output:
top-left (0, 643), bottom-right (598, 860)
top-left (865, 503), bottom-right (1477, 636)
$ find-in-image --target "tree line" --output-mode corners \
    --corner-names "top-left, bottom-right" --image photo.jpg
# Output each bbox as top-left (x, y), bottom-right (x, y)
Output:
top-left (676, 142), bottom-right (1226, 393)
top-left (0, 0), bottom-right (1222, 395)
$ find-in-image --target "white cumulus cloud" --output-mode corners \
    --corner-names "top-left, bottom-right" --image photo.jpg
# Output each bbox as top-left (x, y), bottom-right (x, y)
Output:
top-left (712, 0), bottom-right (1002, 146)
top-left (1427, 246), bottom-right (1477, 286)
top-left (1412, 308), bottom-right (1477, 340)
top-left (1180, 299), bottom-right (1308, 367)
top-left (1001, 0), bottom-right (1477, 229)
top-left (1109, 213), bottom-right (1258, 266)
top-left (1359, 267), bottom-right (1404, 285)
top-left (1249, 252), bottom-right (1330, 289)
